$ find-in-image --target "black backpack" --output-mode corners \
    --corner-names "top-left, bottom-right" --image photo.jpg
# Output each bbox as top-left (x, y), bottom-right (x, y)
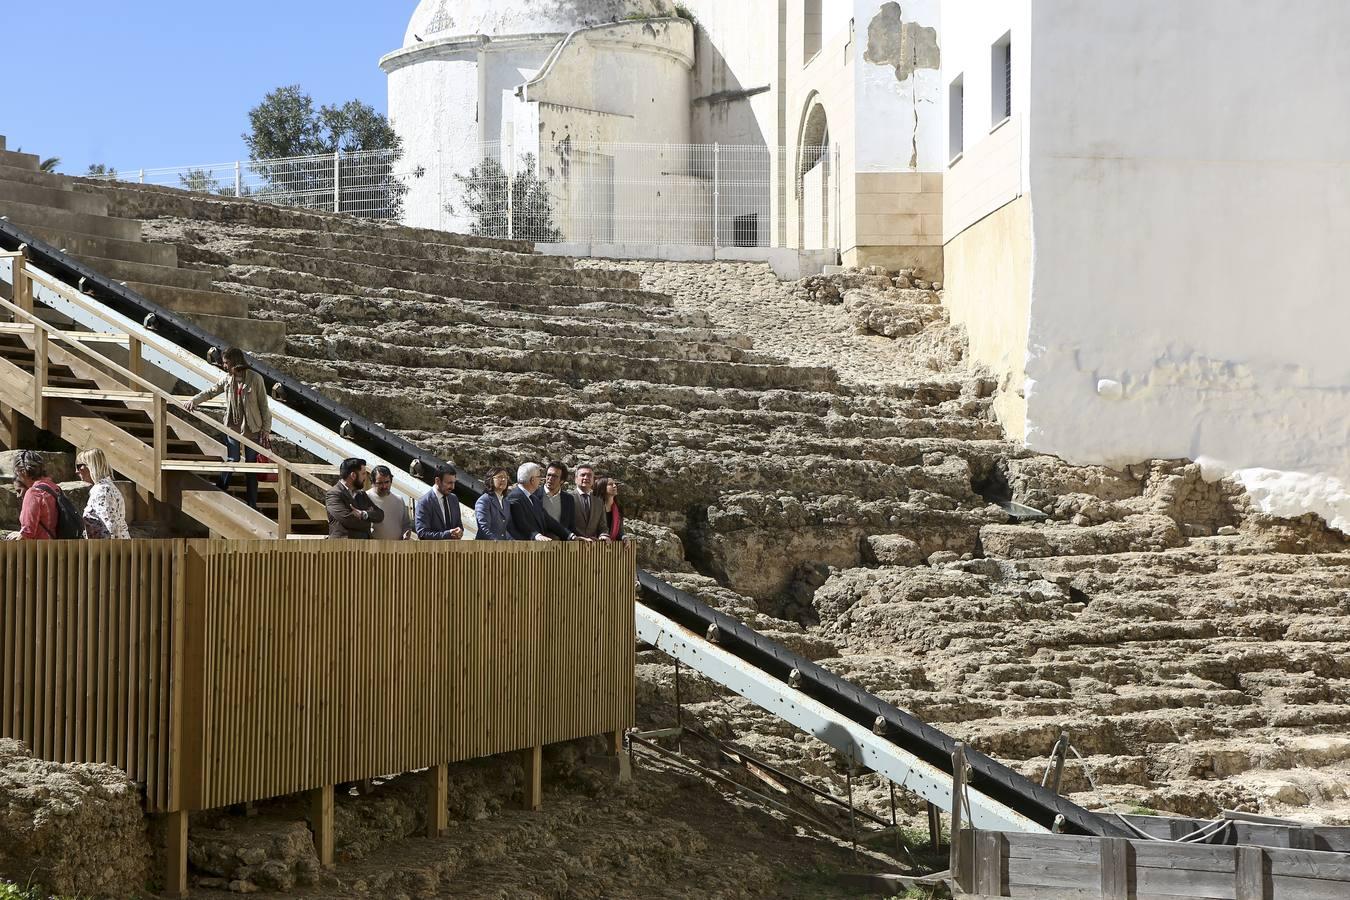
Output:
top-left (34, 483), bottom-right (85, 540)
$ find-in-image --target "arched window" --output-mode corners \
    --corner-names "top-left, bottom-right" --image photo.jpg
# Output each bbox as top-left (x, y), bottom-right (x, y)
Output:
top-left (804, 0), bottom-right (822, 63)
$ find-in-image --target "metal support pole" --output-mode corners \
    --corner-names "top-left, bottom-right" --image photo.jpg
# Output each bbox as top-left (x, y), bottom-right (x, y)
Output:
top-left (846, 762), bottom-right (857, 858)
top-left (950, 742), bottom-right (967, 892)
top-left (712, 142), bottom-right (721, 250)
top-left (138, 168), bottom-right (145, 184)
top-left (234, 161), bottom-right (242, 198)
top-left (673, 658), bottom-right (683, 753)
top-left (507, 151), bottom-right (516, 241)
top-left (333, 150), bottom-right (341, 213)
top-left (928, 801), bottom-right (943, 852)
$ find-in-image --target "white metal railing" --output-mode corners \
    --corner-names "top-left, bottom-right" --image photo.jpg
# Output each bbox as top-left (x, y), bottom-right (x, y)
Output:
top-left (90, 141), bottom-right (841, 250)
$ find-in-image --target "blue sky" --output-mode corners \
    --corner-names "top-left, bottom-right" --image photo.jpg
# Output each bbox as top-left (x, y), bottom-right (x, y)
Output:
top-left (4, 1), bottom-right (411, 174)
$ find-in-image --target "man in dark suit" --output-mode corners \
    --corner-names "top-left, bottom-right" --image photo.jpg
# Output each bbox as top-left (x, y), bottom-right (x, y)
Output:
top-left (326, 457), bottom-right (384, 539)
top-left (572, 463), bottom-right (606, 540)
top-left (506, 462), bottom-right (570, 541)
top-left (415, 463), bottom-right (464, 540)
top-left (535, 461), bottom-right (582, 540)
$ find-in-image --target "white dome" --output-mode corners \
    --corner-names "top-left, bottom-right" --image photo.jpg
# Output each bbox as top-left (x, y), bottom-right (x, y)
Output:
top-left (403, 0), bottom-right (674, 46)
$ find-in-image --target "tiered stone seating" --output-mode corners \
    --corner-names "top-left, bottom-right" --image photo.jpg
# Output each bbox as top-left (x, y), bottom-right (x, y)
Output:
top-left (27, 175), bottom-right (1350, 829)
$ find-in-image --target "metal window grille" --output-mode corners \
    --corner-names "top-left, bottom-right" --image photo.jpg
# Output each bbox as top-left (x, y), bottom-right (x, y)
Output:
top-left (1004, 41), bottom-right (1012, 120)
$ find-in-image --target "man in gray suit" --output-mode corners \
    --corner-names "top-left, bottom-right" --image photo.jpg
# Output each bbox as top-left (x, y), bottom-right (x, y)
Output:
top-left (572, 463), bottom-right (606, 540)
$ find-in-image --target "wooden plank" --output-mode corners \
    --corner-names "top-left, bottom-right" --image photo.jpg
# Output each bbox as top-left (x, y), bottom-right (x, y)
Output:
top-left (1135, 840), bottom-right (1241, 873)
top-left (307, 784), bottom-right (334, 867)
top-left (1136, 863), bottom-right (1238, 900)
top-left (426, 764), bottom-right (448, 838)
top-left (974, 830), bottom-right (1005, 896)
top-left (152, 395), bottom-right (166, 500)
top-left (32, 328), bottom-right (47, 430)
top-left (41, 387), bottom-right (152, 402)
top-left (127, 335), bottom-right (143, 383)
top-left (523, 744), bottom-right (543, 811)
top-left (1007, 857), bottom-right (1101, 891)
top-left (161, 460), bottom-right (283, 473)
top-left (1266, 848), bottom-right (1350, 881)
top-left (1236, 846), bottom-right (1268, 900)
top-left (160, 809), bottom-right (188, 898)
top-left (1268, 874), bottom-right (1350, 900)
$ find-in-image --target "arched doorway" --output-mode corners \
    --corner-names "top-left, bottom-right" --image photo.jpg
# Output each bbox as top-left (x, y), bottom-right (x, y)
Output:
top-left (796, 98), bottom-right (832, 250)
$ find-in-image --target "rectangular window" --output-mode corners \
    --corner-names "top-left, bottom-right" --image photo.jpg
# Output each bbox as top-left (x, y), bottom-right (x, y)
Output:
top-left (804, 0), bottom-right (823, 63)
top-left (949, 75), bottom-right (964, 163)
top-left (991, 32), bottom-right (1012, 125)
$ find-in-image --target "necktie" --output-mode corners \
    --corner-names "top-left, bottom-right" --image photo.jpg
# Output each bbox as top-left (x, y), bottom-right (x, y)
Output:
top-left (442, 493), bottom-right (451, 530)
top-left (581, 494), bottom-right (591, 519)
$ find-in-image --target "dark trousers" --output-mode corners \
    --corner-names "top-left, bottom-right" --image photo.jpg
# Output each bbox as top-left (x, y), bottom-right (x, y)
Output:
top-left (219, 435), bottom-right (259, 509)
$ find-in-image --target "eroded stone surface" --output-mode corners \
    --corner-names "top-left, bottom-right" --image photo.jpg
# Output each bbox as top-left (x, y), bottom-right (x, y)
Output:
top-left (0, 739), bottom-right (151, 899)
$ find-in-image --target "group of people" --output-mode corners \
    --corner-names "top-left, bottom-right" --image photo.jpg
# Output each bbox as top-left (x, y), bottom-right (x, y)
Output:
top-left (4, 448), bottom-right (131, 541)
top-left (324, 459), bottom-right (625, 543)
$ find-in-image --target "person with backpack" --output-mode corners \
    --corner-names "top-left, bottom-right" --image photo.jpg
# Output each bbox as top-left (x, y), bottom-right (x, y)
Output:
top-left (5, 450), bottom-right (82, 540)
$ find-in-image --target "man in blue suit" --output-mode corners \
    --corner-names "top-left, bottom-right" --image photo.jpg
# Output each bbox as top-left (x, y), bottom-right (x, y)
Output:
top-left (415, 463), bottom-right (464, 540)
top-left (506, 462), bottom-right (570, 541)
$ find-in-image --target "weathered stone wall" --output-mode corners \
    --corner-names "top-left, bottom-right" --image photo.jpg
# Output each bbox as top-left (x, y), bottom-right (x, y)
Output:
top-left (0, 740), bottom-right (150, 899)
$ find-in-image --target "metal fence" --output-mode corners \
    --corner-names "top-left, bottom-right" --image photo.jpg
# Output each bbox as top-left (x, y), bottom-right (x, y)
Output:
top-left (92, 141), bottom-right (840, 249)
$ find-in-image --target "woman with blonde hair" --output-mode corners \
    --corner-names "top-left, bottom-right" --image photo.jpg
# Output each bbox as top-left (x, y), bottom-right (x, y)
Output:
top-left (76, 448), bottom-right (130, 539)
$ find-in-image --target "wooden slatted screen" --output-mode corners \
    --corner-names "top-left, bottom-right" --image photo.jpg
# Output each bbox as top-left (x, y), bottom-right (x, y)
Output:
top-left (2, 540), bottom-right (636, 813)
top-left (0, 540), bottom-right (179, 811)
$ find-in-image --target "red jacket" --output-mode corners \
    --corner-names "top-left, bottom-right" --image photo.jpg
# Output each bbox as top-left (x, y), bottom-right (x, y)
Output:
top-left (18, 478), bottom-right (60, 540)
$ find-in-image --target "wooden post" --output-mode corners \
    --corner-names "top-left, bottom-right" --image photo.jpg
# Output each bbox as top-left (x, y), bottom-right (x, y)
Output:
top-left (1236, 846), bottom-right (1267, 900)
top-left (31, 327), bottom-right (48, 431)
top-left (523, 744), bottom-right (543, 811)
top-left (426, 764), bottom-right (448, 837)
top-left (276, 464), bottom-right (292, 538)
top-left (152, 395), bottom-right (167, 499)
top-left (307, 784), bottom-right (334, 867)
top-left (0, 404), bottom-right (22, 450)
top-left (128, 335), bottom-right (143, 383)
top-left (160, 809), bottom-right (189, 898)
top-left (975, 830), bottom-right (1004, 896)
top-left (1099, 836), bottom-right (1131, 900)
top-left (950, 742), bottom-right (966, 893)
top-left (927, 801), bottom-right (942, 852)
top-left (13, 252), bottom-right (32, 316)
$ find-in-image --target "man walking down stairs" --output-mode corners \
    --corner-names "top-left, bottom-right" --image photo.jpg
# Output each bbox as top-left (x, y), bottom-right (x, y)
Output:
top-left (0, 135), bottom-right (283, 353)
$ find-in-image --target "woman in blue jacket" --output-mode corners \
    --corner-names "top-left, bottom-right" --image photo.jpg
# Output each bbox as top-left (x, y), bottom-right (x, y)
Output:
top-left (474, 467), bottom-right (512, 540)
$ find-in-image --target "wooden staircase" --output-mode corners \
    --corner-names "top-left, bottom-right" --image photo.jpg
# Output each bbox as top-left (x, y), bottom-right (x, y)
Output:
top-left (0, 250), bottom-right (331, 539)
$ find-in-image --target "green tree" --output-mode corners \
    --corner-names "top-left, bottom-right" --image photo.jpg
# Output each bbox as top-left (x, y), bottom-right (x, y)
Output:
top-left (85, 163), bottom-right (117, 179)
top-left (242, 85), bottom-right (407, 219)
top-left (452, 154), bottom-right (561, 242)
top-left (178, 168), bottom-right (223, 194)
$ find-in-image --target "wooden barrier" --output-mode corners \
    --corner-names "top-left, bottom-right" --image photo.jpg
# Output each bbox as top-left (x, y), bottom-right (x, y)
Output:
top-left (1, 539), bottom-right (636, 816)
top-left (956, 828), bottom-right (1350, 899)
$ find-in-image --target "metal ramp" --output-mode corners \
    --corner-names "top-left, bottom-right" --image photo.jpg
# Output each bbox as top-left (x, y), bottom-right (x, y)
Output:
top-left (0, 217), bottom-right (1124, 839)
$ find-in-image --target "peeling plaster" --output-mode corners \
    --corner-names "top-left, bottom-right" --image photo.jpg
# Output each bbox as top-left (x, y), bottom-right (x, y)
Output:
top-left (864, 2), bottom-right (940, 81)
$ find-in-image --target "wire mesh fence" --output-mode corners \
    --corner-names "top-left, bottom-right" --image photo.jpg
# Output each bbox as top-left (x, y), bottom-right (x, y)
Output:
top-left (92, 141), bottom-right (839, 249)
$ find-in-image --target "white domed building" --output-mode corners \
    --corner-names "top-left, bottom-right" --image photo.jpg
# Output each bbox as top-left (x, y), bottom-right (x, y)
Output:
top-left (381, 1), bottom-right (948, 266)
top-left (381, 0), bottom-right (702, 236)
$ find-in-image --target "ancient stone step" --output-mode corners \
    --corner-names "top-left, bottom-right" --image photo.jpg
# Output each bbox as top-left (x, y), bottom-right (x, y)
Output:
top-left (16, 223), bottom-right (178, 267)
top-left (232, 239), bottom-right (640, 289)
top-left (222, 259), bottom-right (672, 311)
top-left (77, 254), bottom-right (219, 292)
top-left (0, 148), bottom-right (40, 171)
top-left (0, 177), bottom-right (110, 216)
top-left (73, 179), bottom-right (534, 253)
top-left (0, 196), bottom-right (142, 241)
top-left (126, 281), bottom-right (250, 319)
top-left (213, 223), bottom-right (565, 269)
top-left (181, 312), bottom-right (287, 354)
top-left (281, 334), bottom-right (837, 393)
top-left (0, 162), bottom-right (80, 192)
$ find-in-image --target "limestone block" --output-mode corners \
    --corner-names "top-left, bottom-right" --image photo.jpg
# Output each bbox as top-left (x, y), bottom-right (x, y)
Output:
top-left (979, 515), bottom-right (1186, 560)
top-left (0, 739), bottom-right (150, 899)
top-left (864, 534), bottom-right (924, 567)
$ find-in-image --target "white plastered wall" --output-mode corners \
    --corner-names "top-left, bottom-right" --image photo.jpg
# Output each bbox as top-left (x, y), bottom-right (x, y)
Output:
top-left (1025, 0), bottom-right (1350, 532)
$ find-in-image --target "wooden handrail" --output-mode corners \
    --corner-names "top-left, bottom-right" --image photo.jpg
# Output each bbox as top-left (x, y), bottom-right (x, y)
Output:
top-left (18, 261), bottom-right (424, 511)
top-left (0, 282), bottom-right (332, 535)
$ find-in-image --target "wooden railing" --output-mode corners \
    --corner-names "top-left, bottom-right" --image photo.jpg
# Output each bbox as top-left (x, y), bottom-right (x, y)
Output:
top-left (2, 249), bottom-right (339, 536)
top-left (0, 540), bottom-right (636, 893)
